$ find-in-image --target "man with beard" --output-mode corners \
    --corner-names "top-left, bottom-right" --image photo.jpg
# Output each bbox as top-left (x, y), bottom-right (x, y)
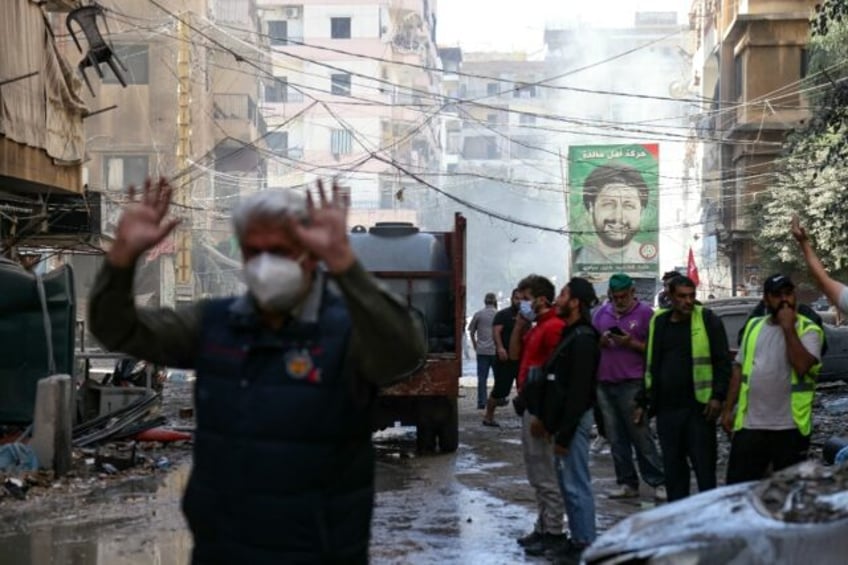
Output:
top-left (88, 178), bottom-right (426, 563)
top-left (541, 278), bottom-right (601, 564)
top-left (593, 274), bottom-right (665, 501)
top-left (722, 274), bottom-right (823, 484)
top-left (574, 164), bottom-right (655, 266)
top-left (509, 275), bottom-right (567, 556)
top-left (482, 288), bottom-right (521, 426)
top-left (637, 276), bottom-right (730, 502)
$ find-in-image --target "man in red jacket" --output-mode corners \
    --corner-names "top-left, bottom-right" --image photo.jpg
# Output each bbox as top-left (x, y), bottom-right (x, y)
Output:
top-left (509, 274), bottom-right (567, 557)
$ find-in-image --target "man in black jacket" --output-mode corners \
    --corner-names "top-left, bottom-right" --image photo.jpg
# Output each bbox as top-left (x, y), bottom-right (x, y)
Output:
top-left (637, 276), bottom-right (731, 502)
top-left (542, 278), bottom-right (601, 564)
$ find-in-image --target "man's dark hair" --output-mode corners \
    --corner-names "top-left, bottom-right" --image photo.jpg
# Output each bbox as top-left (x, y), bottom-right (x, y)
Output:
top-left (668, 275), bottom-right (696, 294)
top-left (566, 277), bottom-right (599, 322)
top-left (582, 163), bottom-right (650, 210)
top-left (662, 270), bottom-right (680, 282)
top-left (517, 274), bottom-right (555, 304)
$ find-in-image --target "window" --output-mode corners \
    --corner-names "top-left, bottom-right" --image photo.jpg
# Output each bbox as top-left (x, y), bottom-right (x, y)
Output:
top-left (331, 129), bottom-right (353, 155)
top-left (513, 82), bottom-right (537, 98)
top-left (486, 138), bottom-right (498, 159)
top-left (267, 132), bottom-right (289, 155)
top-left (331, 17), bottom-right (351, 39)
top-left (265, 77), bottom-right (288, 103)
top-left (519, 113), bottom-right (536, 126)
top-left (733, 55), bottom-right (743, 100)
top-left (486, 82), bottom-right (498, 96)
top-left (800, 47), bottom-right (809, 79)
top-left (446, 131), bottom-right (461, 154)
top-left (268, 20), bottom-right (288, 46)
top-left (462, 136), bottom-right (498, 159)
top-left (104, 155), bottom-right (149, 191)
top-left (104, 44), bottom-right (148, 84)
top-left (331, 73), bottom-right (351, 96)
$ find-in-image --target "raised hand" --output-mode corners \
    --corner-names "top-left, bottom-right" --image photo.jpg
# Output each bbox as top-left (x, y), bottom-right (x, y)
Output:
top-left (791, 214), bottom-right (808, 245)
top-left (287, 179), bottom-right (355, 274)
top-left (108, 177), bottom-right (180, 268)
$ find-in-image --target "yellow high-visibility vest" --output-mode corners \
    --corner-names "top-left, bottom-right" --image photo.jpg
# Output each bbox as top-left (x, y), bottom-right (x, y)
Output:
top-left (645, 306), bottom-right (714, 404)
top-left (734, 315), bottom-right (822, 436)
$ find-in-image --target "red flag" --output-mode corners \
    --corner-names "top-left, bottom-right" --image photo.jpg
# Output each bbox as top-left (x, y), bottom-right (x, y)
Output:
top-left (687, 247), bottom-right (700, 287)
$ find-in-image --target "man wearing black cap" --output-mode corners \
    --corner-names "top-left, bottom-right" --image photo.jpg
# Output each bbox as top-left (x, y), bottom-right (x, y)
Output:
top-left (722, 274), bottom-right (823, 484)
top-left (537, 278), bottom-right (601, 563)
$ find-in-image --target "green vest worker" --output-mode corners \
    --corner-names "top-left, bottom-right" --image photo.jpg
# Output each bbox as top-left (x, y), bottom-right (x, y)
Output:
top-left (722, 274), bottom-right (823, 485)
top-left (637, 275), bottom-right (730, 503)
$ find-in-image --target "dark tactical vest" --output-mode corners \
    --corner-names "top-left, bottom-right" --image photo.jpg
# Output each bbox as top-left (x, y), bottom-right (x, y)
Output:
top-left (183, 286), bottom-right (376, 564)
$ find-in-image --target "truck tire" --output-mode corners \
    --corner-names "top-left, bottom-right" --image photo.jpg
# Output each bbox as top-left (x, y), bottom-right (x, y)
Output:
top-left (416, 422), bottom-right (437, 453)
top-left (435, 397), bottom-right (459, 453)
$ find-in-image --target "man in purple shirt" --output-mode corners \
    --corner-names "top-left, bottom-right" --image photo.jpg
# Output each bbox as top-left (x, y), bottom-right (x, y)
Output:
top-left (593, 273), bottom-right (666, 501)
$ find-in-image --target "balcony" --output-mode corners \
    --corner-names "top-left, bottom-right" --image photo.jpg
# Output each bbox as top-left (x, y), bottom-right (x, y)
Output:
top-left (213, 94), bottom-right (264, 144)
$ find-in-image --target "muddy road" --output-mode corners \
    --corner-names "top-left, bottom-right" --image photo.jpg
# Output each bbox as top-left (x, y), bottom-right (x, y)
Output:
top-left (1, 370), bottom-right (845, 564)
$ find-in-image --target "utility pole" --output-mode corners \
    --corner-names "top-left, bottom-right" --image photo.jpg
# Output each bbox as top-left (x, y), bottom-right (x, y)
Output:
top-left (173, 12), bottom-right (193, 306)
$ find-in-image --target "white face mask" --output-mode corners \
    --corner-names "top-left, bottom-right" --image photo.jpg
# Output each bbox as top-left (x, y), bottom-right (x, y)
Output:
top-left (243, 252), bottom-right (308, 312)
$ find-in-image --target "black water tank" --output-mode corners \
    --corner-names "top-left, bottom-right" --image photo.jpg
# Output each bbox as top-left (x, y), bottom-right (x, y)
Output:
top-left (350, 222), bottom-right (453, 351)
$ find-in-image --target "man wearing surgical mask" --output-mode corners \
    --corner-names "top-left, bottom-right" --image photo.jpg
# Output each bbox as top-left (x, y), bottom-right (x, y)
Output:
top-left (508, 275), bottom-right (568, 556)
top-left (88, 178), bottom-right (426, 564)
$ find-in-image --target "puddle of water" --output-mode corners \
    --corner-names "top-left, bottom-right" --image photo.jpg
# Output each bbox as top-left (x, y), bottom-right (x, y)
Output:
top-left (0, 464), bottom-right (193, 565)
top-left (372, 442), bottom-right (536, 565)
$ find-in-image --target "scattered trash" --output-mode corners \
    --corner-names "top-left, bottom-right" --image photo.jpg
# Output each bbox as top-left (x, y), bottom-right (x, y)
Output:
top-left (823, 437), bottom-right (848, 465)
top-left (100, 463), bottom-right (118, 475)
top-left (134, 428), bottom-right (192, 443)
top-left (3, 478), bottom-right (27, 500)
top-left (95, 443), bottom-right (141, 472)
top-left (822, 397), bottom-right (848, 416)
top-left (169, 371), bottom-right (189, 383)
top-left (73, 393), bottom-right (163, 447)
top-left (0, 443), bottom-right (39, 473)
top-left (178, 407), bottom-right (194, 419)
top-left (155, 456), bottom-right (171, 470)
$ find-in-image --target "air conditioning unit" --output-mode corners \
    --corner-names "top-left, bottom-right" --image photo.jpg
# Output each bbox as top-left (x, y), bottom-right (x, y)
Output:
top-left (284, 6), bottom-right (301, 19)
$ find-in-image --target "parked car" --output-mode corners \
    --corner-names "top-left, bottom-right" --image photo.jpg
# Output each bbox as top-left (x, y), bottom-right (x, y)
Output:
top-left (706, 297), bottom-right (848, 382)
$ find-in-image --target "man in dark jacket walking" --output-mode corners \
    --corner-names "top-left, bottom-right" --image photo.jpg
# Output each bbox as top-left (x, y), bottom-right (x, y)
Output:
top-left (88, 178), bottom-right (426, 564)
top-left (542, 278), bottom-right (601, 564)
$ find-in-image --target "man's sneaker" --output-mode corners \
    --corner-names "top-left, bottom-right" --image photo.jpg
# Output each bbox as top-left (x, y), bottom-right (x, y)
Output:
top-left (607, 485), bottom-right (640, 499)
top-left (654, 485), bottom-right (668, 502)
top-left (524, 533), bottom-right (567, 556)
top-left (516, 530), bottom-right (544, 547)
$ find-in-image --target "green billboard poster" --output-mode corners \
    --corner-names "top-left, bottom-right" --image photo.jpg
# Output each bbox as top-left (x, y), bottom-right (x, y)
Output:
top-left (568, 143), bottom-right (659, 276)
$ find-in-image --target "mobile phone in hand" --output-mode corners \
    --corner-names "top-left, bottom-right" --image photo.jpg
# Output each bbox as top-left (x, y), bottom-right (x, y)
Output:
top-left (609, 326), bottom-right (625, 336)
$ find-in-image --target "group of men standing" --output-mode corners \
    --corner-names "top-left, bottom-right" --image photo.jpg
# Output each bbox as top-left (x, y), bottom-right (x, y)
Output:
top-left (467, 216), bottom-right (833, 562)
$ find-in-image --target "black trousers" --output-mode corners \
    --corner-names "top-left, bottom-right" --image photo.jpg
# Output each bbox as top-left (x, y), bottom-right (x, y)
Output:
top-left (726, 428), bottom-right (810, 485)
top-left (655, 405), bottom-right (717, 502)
